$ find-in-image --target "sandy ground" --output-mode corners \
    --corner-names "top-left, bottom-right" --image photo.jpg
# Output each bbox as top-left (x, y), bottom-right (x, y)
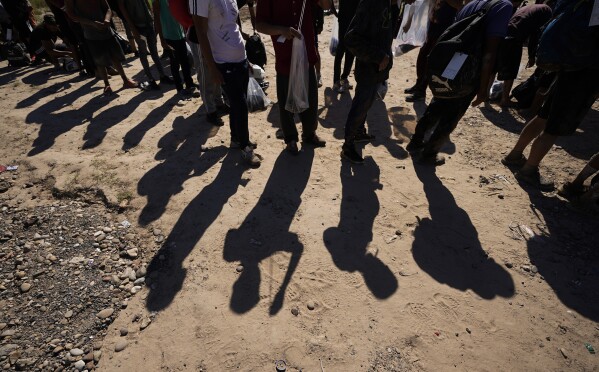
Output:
top-left (1, 14), bottom-right (598, 372)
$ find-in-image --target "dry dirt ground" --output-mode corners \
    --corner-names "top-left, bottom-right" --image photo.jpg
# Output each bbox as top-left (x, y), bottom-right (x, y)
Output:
top-left (1, 14), bottom-right (598, 372)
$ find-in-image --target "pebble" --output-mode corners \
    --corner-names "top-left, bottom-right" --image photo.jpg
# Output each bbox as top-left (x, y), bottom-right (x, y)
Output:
top-left (73, 360), bottom-right (85, 370)
top-left (306, 301), bottom-right (316, 311)
top-left (102, 227), bottom-right (112, 233)
top-left (96, 308), bottom-right (114, 319)
top-left (120, 328), bottom-right (128, 336)
top-left (64, 310), bottom-right (73, 319)
top-left (114, 340), bottom-right (128, 352)
top-left (291, 307), bottom-right (299, 316)
top-left (131, 286), bottom-right (142, 294)
top-left (127, 248), bottom-right (138, 258)
top-left (236, 265), bottom-right (244, 273)
top-left (69, 348), bottom-right (84, 357)
top-left (531, 265), bottom-right (538, 274)
top-left (20, 283), bottom-right (31, 293)
top-left (93, 350), bottom-right (102, 362)
top-left (560, 348), bottom-right (568, 359)
top-left (136, 266), bottom-right (147, 278)
top-left (140, 318), bottom-right (151, 331)
top-left (466, 327), bottom-right (472, 334)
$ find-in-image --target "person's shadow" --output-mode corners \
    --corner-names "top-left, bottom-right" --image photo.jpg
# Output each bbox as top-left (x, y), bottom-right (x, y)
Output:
top-left (323, 158), bottom-right (398, 299)
top-left (145, 150), bottom-right (247, 312)
top-left (411, 160), bottom-right (515, 299)
top-left (223, 148), bottom-right (314, 315)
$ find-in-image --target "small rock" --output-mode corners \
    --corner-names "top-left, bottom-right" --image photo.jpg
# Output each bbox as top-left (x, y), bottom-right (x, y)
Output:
top-left (126, 248), bottom-right (138, 258)
top-left (236, 265), bottom-right (244, 273)
top-left (120, 328), bottom-right (128, 336)
top-left (560, 348), bottom-right (568, 359)
top-left (115, 340), bottom-right (128, 352)
top-left (20, 283), bottom-right (31, 293)
top-left (64, 310), bottom-right (73, 319)
top-left (505, 262), bottom-right (513, 269)
top-left (93, 350), bottom-right (102, 362)
top-left (131, 286), bottom-right (142, 294)
top-left (466, 327), bottom-right (472, 334)
top-left (73, 360), bottom-right (86, 370)
top-left (306, 301), bottom-right (316, 311)
top-left (103, 227), bottom-right (113, 233)
top-left (291, 307), bottom-right (299, 316)
top-left (97, 308), bottom-right (114, 319)
top-left (69, 348), bottom-right (84, 357)
top-left (522, 265), bottom-right (531, 272)
top-left (531, 265), bottom-right (538, 274)
top-left (140, 318), bottom-right (151, 330)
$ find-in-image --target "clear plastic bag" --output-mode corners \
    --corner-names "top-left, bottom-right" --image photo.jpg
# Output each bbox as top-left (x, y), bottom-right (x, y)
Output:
top-left (393, 0), bottom-right (430, 57)
top-left (329, 17), bottom-right (339, 56)
top-left (247, 76), bottom-right (270, 112)
top-left (285, 0), bottom-right (310, 114)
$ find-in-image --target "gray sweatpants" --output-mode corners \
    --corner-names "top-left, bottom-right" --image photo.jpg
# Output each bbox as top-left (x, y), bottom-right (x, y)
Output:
top-left (189, 40), bottom-right (224, 114)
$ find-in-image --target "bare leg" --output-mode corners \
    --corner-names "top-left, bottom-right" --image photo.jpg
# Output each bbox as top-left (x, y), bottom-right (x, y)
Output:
top-left (572, 153), bottom-right (599, 186)
top-left (500, 79), bottom-right (514, 107)
top-left (111, 58), bottom-right (137, 88)
top-left (521, 132), bottom-right (558, 170)
top-left (505, 116), bottom-right (547, 160)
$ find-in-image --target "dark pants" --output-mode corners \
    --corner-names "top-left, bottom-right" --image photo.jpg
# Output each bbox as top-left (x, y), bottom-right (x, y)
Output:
top-left (414, 23), bottom-right (449, 91)
top-left (216, 59), bottom-right (250, 148)
top-left (344, 80), bottom-right (379, 142)
top-left (276, 66), bottom-right (318, 143)
top-left (166, 38), bottom-right (193, 90)
top-left (333, 24), bottom-right (354, 83)
top-left (413, 93), bottom-right (475, 156)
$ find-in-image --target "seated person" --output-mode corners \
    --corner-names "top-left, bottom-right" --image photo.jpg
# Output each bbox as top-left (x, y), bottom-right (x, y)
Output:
top-left (30, 13), bottom-right (77, 68)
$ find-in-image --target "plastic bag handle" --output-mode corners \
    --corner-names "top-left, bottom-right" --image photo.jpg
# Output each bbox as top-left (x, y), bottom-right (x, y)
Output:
top-left (298, 0), bottom-right (307, 31)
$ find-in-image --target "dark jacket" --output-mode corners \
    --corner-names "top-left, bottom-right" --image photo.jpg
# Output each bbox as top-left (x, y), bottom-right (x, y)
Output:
top-left (344, 0), bottom-right (394, 84)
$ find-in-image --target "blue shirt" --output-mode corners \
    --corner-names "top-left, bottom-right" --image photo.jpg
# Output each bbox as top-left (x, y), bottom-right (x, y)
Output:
top-left (456, 0), bottom-right (513, 38)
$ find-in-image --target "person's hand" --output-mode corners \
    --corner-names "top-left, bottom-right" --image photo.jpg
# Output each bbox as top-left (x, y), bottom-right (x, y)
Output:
top-left (471, 92), bottom-right (488, 106)
top-left (281, 27), bottom-right (301, 40)
top-left (378, 54), bottom-right (390, 71)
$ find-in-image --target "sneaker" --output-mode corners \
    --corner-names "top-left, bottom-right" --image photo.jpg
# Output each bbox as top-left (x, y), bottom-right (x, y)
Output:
top-left (406, 91), bottom-right (425, 102)
top-left (216, 104), bottom-right (230, 116)
top-left (186, 86), bottom-right (201, 98)
top-left (557, 182), bottom-right (586, 200)
top-left (241, 146), bottom-right (262, 168)
top-left (302, 134), bottom-right (326, 147)
top-left (341, 143), bottom-right (364, 164)
top-left (275, 128), bottom-right (285, 140)
top-left (206, 112), bottom-right (224, 127)
top-left (148, 80), bottom-right (160, 90)
top-left (230, 139), bottom-right (257, 149)
top-left (406, 137), bottom-right (425, 153)
top-left (419, 153), bottom-right (446, 166)
top-left (501, 153), bottom-right (527, 168)
top-left (334, 81), bottom-right (345, 93)
top-left (286, 141), bottom-right (299, 155)
top-left (515, 167), bottom-right (555, 191)
top-left (160, 76), bottom-right (175, 85)
top-left (404, 84), bottom-right (423, 94)
top-left (341, 78), bottom-right (353, 90)
top-left (354, 131), bottom-right (375, 143)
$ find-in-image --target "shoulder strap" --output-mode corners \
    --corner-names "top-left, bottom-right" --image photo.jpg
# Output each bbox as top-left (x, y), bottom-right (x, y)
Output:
top-left (481, 0), bottom-right (503, 13)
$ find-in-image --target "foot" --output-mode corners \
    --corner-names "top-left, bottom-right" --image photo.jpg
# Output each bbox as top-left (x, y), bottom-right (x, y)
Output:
top-left (186, 85), bottom-right (200, 98)
top-left (334, 80), bottom-right (346, 93)
top-left (341, 78), bottom-right (353, 90)
top-left (206, 112), bottom-right (224, 127)
top-left (147, 80), bottom-right (160, 90)
top-left (303, 134), bottom-right (326, 147)
top-left (501, 152), bottom-right (527, 168)
top-left (275, 128), bottom-right (285, 140)
top-left (103, 86), bottom-right (113, 96)
top-left (286, 141), bottom-right (299, 155)
top-left (341, 143), bottom-right (364, 164)
top-left (557, 181), bottom-right (586, 200)
top-left (354, 131), bottom-right (375, 143)
top-left (216, 104), bottom-right (230, 116)
top-left (404, 84), bottom-right (422, 94)
top-left (406, 91), bottom-right (425, 102)
top-left (241, 146), bottom-right (262, 168)
top-left (123, 79), bottom-right (138, 89)
top-left (160, 75), bottom-right (175, 85)
top-left (230, 139), bottom-right (257, 149)
top-left (107, 66), bottom-right (119, 76)
top-left (515, 167), bottom-right (555, 191)
top-left (406, 137), bottom-right (425, 153)
top-left (317, 75), bottom-right (323, 88)
top-left (419, 153), bottom-right (446, 166)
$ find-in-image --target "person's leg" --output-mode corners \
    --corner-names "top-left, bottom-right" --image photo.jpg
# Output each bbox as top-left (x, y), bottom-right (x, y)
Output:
top-left (134, 32), bottom-right (155, 82)
top-left (217, 61), bottom-right (249, 147)
top-left (143, 27), bottom-right (166, 78)
top-left (174, 39), bottom-right (193, 87)
top-left (341, 80), bottom-right (379, 162)
top-left (406, 98), bottom-right (445, 151)
top-left (333, 43), bottom-right (344, 83)
top-left (340, 49), bottom-right (354, 81)
top-left (194, 41), bottom-right (224, 114)
top-left (166, 39), bottom-right (183, 90)
top-left (299, 66), bottom-right (324, 144)
top-left (503, 116), bottom-right (547, 162)
top-left (276, 73), bottom-right (300, 147)
top-left (572, 153), bottom-right (599, 187)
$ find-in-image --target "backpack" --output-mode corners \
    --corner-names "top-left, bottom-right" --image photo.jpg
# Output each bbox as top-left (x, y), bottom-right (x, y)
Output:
top-left (3, 41), bottom-right (30, 67)
top-left (169, 0), bottom-right (194, 30)
top-left (426, 0), bottom-right (500, 99)
top-left (245, 33), bottom-right (267, 68)
top-left (536, 0), bottom-right (599, 72)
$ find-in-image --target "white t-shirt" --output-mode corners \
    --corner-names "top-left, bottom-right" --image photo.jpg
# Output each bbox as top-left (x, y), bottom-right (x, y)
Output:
top-left (189, 0), bottom-right (246, 64)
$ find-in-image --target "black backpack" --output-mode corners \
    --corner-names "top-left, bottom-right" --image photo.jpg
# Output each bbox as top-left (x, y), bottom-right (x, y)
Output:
top-left (3, 41), bottom-right (30, 67)
top-left (427, 0), bottom-right (500, 99)
top-left (245, 33), bottom-right (267, 68)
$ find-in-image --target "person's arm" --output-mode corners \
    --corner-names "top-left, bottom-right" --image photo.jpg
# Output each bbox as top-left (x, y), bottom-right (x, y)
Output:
top-left (42, 38), bottom-right (73, 58)
top-left (152, 0), bottom-right (172, 50)
top-left (192, 14), bottom-right (224, 85)
top-left (247, 0), bottom-right (256, 31)
top-left (119, 0), bottom-right (140, 37)
top-left (471, 36), bottom-right (502, 106)
top-left (255, 21), bottom-right (301, 39)
top-left (65, 0), bottom-right (102, 28)
top-left (345, 1), bottom-right (388, 70)
top-left (445, 0), bottom-right (464, 10)
top-left (102, 0), bottom-right (112, 24)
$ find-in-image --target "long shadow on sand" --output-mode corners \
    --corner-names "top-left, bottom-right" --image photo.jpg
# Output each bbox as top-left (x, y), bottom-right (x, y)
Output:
top-left (323, 157), bottom-right (398, 299)
top-left (223, 148), bottom-right (314, 315)
top-left (411, 160), bottom-right (515, 299)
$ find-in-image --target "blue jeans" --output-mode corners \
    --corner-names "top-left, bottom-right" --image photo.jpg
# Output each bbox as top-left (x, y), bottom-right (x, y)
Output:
top-left (344, 81), bottom-right (379, 142)
top-left (216, 60), bottom-right (250, 148)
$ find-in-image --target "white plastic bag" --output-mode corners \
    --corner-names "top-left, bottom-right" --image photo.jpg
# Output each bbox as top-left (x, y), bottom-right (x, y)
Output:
top-left (329, 17), bottom-right (339, 56)
top-left (489, 80), bottom-right (504, 101)
top-left (393, 0), bottom-right (429, 57)
top-left (285, 0), bottom-right (310, 114)
top-left (247, 77), bottom-right (270, 112)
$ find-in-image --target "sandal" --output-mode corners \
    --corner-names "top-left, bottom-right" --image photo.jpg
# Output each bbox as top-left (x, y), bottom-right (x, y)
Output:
top-left (103, 86), bottom-right (113, 96)
top-left (501, 153), bottom-right (527, 167)
top-left (122, 79), bottom-right (138, 89)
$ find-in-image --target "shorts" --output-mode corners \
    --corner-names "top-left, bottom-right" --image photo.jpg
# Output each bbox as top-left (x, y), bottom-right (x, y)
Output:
top-left (540, 68), bottom-right (599, 136)
top-left (85, 36), bottom-right (125, 68)
top-left (496, 38), bottom-right (522, 81)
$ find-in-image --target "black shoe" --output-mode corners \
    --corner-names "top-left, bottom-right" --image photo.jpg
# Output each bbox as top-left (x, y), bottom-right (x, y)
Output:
top-left (302, 134), bottom-right (326, 147)
top-left (516, 168), bottom-right (555, 191)
top-left (160, 76), bottom-right (175, 85)
top-left (419, 153), bottom-right (446, 166)
top-left (406, 137), bottom-right (425, 153)
top-left (404, 84), bottom-right (423, 94)
top-left (216, 104), bottom-right (230, 116)
top-left (286, 141), bottom-right (299, 155)
top-left (341, 144), bottom-right (364, 164)
top-left (557, 182), bottom-right (586, 200)
top-left (406, 91), bottom-right (425, 102)
top-left (230, 139), bottom-right (257, 149)
top-left (354, 131), bottom-right (375, 143)
top-left (206, 112), bottom-right (224, 127)
top-left (149, 80), bottom-right (160, 90)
